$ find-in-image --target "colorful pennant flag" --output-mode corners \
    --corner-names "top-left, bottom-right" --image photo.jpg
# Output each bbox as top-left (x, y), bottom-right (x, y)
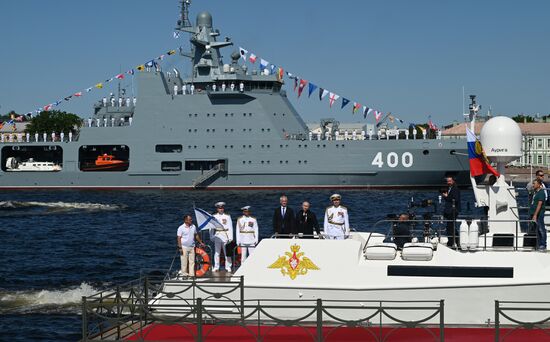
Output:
top-left (167, 50), bottom-right (176, 56)
top-left (260, 59), bottom-right (269, 71)
top-left (352, 102), bottom-right (361, 114)
top-left (64, 95), bottom-right (72, 101)
top-left (239, 47), bottom-right (248, 61)
top-left (43, 104), bottom-right (52, 111)
top-left (145, 60), bottom-right (155, 67)
top-left (389, 115), bottom-right (395, 123)
top-left (137, 65), bottom-right (145, 71)
top-left (363, 107), bottom-right (372, 119)
top-left (308, 82), bottom-right (318, 98)
top-left (277, 67), bottom-right (284, 81)
top-left (293, 77), bottom-right (298, 92)
top-left (115, 74), bottom-right (125, 80)
top-left (249, 53), bottom-right (257, 64)
top-left (74, 92), bottom-right (82, 97)
top-left (341, 98), bottom-right (350, 109)
top-left (270, 64), bottom-right (277, 75)
top-left (85, 87), bottom-right (93, 92)
top-left (297, 79), bottom-right (307, 98)
top-left (319, 88), bottom-right (329, 101)
top-left (374, 111), bottom-right (383, 122)
top-left (127, 69), bottom-right (135, 75)
top-left (95, 83), bottom-right (103, 89)
top-left (329, 93), bottom-right (339, 108)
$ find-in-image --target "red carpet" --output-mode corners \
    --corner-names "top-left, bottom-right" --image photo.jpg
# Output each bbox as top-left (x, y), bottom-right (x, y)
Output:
top-left (126, 323), bottom-right (550, 341)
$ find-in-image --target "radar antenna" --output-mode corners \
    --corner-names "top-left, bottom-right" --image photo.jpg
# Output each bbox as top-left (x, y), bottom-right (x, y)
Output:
top-left (176, 0), bottom-right (192, 30)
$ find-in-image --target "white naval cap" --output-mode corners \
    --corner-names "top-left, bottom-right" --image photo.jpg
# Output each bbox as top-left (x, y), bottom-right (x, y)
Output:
top-left (215, 201), bottom-right (226, 208)
top-left (330, 194), bottom-right (341, 201)
top-left (240, 205), bottom-right (251, 211)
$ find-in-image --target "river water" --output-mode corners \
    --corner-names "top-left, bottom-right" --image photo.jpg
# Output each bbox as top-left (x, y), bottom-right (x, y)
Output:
top-left (0, 188), bottom-right (499, 341)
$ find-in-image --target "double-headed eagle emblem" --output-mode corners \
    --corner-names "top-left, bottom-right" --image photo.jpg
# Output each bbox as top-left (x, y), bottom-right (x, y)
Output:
top-left (268, 244), bottom-right (320, 280)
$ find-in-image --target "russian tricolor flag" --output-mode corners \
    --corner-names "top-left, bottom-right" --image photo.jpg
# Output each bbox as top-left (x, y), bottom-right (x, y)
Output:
top-left (466, 127), bottom-right (500, 177)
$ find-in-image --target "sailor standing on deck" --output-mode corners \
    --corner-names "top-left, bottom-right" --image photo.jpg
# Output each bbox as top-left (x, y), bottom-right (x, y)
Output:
top-left (323, 194), bottom-right (350, 240)
top-left (236, 206), bottom-right (259, 263)
top-left (212, 202), bottom-right (233, 272)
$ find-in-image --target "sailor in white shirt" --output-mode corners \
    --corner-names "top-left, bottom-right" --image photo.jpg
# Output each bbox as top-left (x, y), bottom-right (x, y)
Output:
top-left (212, 202), bottom-right (234, 272)
top-left (323, 194), bottom-right (350, 240)
top-left (177, 214), bottom-right (204, 277)
top-left (221, 83), bottom-right (226, 92)
top-left (239, 82), bottom-right (244, 92)
top-left (236, 206), bottom-right (259, 263)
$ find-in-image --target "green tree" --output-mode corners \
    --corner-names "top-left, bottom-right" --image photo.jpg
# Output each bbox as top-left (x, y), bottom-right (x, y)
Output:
top-left (25, 110), bottom-right (83, 135)
top-left (511, 114), bottom-right (534, 123)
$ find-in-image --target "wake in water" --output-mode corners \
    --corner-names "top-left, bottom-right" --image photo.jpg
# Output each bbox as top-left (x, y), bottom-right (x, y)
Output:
top-left (0, 200), bottom-right (127, 217)
top-left (0, 283), bottom-right (99, 314)
top-left (0, 200), bottom-right (125, 210)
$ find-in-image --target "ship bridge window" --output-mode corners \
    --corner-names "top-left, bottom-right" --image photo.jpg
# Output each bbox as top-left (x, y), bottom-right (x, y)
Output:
top-left (161, 161), bottom-right (182, 172)
top-left (156, 144), bottom-right (182, 153)
top-left (79, 145), bottom-right (129, 172)
top-left (1, 146), bottom-right (63, 172)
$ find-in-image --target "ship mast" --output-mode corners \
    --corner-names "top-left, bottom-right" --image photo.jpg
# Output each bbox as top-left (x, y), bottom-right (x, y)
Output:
top-left (175, 0), bottom-right (192, 30)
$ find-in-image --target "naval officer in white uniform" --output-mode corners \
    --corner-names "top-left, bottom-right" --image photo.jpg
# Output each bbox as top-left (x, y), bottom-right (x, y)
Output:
top-left (236, 206), bottom-right (259, 263)
top-left (323, 194), bottom-right (350, 240)
top-left (212, 202), bottom-right (233, 272)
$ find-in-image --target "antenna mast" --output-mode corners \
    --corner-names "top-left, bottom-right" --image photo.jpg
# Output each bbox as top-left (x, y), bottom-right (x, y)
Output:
top-left (176, 0), bottom-right (192, 30)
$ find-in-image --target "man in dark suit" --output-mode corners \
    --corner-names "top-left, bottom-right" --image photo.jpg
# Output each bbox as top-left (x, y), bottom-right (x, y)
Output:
top-left (443, 176), bottom-right (461, 247)
top-left (273, 195), bottom-right (296, 237)
top-left (295, 201), bottom-right (320, 238)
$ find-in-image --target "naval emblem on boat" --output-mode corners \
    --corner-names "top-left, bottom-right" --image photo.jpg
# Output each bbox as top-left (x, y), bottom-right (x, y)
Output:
top-left (268, 244), bottom-right (319, 280)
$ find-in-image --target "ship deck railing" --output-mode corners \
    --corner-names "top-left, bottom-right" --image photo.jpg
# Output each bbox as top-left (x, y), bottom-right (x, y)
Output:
top-left (81, 275), bottom-right (446, 341)
top-left (285, 132), bottom-right (465, 142)
top-left (370, 218), bottom-right (543, 253)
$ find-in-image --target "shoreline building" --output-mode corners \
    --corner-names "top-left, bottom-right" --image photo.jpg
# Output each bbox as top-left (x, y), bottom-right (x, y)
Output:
top-left (442, 122), bottom-right (550, 168)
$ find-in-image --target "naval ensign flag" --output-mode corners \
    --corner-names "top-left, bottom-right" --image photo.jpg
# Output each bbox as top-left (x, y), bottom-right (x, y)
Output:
top-left (194, 207), bottom-right (224, 232)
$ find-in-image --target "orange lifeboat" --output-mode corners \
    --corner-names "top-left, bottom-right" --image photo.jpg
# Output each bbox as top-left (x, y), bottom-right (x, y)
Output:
top-left (81, 154), bottom-right (129, 171)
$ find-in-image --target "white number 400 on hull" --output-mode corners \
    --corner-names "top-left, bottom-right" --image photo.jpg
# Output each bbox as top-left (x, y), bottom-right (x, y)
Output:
top-left (371, 152), bottom-right (413, 168)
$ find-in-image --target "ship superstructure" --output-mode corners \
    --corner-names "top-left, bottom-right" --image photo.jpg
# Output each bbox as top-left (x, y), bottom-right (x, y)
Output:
top-left (0, 2), bottom-right (468, 189)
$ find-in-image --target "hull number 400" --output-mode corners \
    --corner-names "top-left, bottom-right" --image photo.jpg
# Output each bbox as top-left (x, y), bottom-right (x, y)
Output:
top-left (371, 152), bottom-right (413, 168)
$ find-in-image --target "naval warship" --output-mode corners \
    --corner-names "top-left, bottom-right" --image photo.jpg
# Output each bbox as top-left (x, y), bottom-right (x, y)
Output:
top-left (0, 1), bottom-right (468, 189)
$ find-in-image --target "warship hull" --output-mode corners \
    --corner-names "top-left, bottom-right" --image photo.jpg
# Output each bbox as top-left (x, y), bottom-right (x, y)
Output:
top-left (0, 7), bottom-right (470, 189)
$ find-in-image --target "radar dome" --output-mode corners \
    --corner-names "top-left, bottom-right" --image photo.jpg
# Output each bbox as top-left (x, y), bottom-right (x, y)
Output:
top-left (196, 12), bottom-right (213, 28)
top-left (480, 116), bottom-right (522, 163)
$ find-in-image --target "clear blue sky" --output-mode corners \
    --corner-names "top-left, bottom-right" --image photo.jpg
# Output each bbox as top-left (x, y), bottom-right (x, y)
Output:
top-left (1, 0), bottom-right (548, 126)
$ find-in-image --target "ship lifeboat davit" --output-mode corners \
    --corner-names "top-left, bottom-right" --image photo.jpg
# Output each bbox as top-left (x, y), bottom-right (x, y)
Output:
top-left (81, 154), bottom-right (129, 171)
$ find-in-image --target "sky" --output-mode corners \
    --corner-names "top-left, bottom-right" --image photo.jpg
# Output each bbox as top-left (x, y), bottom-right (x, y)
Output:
top-left (1, 0), bottom-right (549, 127)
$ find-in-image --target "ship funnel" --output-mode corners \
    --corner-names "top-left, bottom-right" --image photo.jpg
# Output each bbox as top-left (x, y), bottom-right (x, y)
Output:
top-left (196, 11), bottom-right (212, 28)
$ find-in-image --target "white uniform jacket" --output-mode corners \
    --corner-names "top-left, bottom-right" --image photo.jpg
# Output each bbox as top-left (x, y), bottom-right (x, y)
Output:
top-left (324, 205), bottom-right (350, 238)
top-left (212, 213), bottom-right (233, 243)
top-left (236, 215), bottom-right (259, 246)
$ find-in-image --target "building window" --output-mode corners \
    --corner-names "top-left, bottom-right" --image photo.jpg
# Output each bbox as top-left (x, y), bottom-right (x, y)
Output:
top-left (156, 144), bottom-right (182, 153)
top-left (537, 139), bottom-right (543, 149)
top-left (538, 155), bottom-right (543, 165)
top-left (161, 161), bottom-right (182, 172)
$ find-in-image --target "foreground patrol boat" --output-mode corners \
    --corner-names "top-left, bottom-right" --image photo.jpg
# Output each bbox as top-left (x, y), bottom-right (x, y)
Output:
top-left (81, 117), bottom-right (550, 341)
top-left (0, 1), bottom-right (468, 189)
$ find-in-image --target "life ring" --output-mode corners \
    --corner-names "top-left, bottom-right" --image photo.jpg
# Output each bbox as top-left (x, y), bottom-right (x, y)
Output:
top-left (194, 247), bottom-right (210, 277)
